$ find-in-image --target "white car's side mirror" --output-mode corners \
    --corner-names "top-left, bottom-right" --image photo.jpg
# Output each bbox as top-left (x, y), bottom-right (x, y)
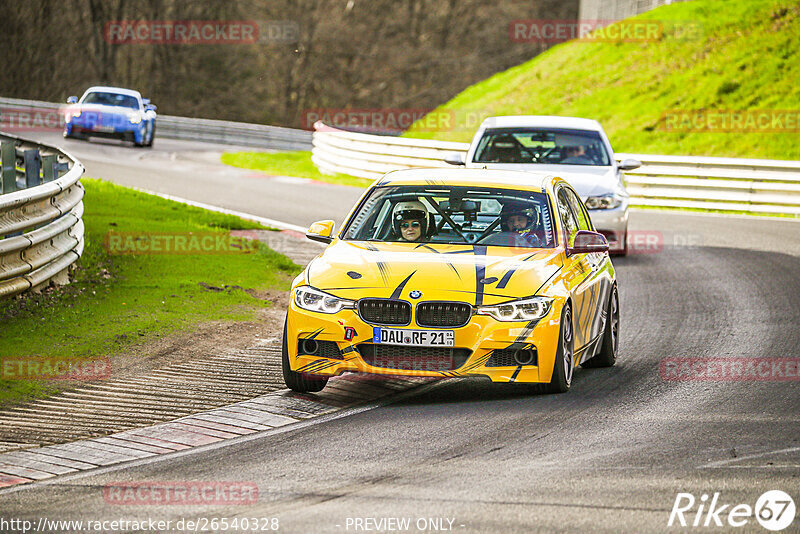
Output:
top-left (444, 153), bottom-right (466, 166)
top-left (618, 158), bottom-right (642, 171)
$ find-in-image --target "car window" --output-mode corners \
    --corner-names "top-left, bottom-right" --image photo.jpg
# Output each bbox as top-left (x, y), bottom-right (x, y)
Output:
top-left (564, 188), bottom-right (592, 231)
top-left (473, 127), bottom-right (611, 166)
top-left (556, 188), bottom-right (579, 247)
top-left (342, 184), bottom-right (556, 248)
top-left (81, 92), bottom-right (140, 110)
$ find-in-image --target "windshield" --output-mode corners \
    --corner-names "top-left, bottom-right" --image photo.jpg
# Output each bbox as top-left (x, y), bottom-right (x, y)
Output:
top-left (473, 127), bottom-right (611, 166)
top-left (81, 91), bottom-right (140, 110)
top-left (342, 184), bottom-right (556, 248)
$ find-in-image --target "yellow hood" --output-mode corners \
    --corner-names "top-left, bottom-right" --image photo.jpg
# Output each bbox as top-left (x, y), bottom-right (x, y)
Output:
top-left (304, 240), bottom-right (563, 306)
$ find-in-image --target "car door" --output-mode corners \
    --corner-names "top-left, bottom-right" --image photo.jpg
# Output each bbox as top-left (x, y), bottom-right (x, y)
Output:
top-left (555, 186), bottom-right (595, 351)
top-left (563, 187), bottom-right (610, 348)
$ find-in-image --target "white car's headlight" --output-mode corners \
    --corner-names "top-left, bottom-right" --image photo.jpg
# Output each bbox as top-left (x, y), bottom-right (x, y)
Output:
top-left (128, 112), bottom-right (142, 124)
top-left (585, 194), bottom-right (622, 210)
top-left (294, 286), bottom-right (355, 314)
top-left (476, 296), bottom-right (553, 322)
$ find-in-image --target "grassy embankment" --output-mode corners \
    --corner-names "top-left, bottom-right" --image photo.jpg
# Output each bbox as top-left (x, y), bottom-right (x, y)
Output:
top-left (222, 0), bottom-right (800, 210)
top-left (0, 179), bottom-right (300, 405)
top-left (406, 0), bottom-right (800, 160)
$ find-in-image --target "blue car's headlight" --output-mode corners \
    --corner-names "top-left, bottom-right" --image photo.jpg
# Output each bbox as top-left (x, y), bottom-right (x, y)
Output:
top-left (127, 112), bottom-right (142, 124)
top-left (294, 286), bottom-right (355, 314)
top-left (476, 296), bottom-right (553, 322)
top-left (585, 194), bottom-right (622, 210)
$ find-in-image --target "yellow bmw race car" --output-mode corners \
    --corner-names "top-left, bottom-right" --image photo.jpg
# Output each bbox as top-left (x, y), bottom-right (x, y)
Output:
top-left (283, 168), bottom-right (618, 394)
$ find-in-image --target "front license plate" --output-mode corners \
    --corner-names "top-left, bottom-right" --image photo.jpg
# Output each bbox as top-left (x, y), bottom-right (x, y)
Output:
top-left (372, 327), bottom-right (454, 347)
top-left (93, 125), bottom-right (114, 132)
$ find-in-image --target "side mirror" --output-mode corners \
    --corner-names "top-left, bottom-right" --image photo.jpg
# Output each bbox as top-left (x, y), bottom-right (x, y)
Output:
top-left (444, 152), bottom-right (466, 166)
top-left (145, 104), bottom-right (157, 112)
top-left (569, 230), bottom-right (609, 254)
top-left (142, 98), bottom-right (150, 105)
top-left (618, 158), bottom-right (641, 171)
top-left (306, 220), bottom-right (335, 244)
top-left (67, 96), bottom-right (78, 104)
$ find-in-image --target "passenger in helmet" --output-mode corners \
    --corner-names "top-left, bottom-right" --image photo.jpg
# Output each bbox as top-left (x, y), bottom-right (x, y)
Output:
top-left (500, 202), bottom-right (535, 231)
top-left (392, 200), bottom-right (428, 242)
top-left (494, 201), bottom-right (544, 247)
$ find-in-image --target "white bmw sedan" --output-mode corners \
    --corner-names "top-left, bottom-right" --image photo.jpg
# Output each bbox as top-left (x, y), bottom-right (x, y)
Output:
top-left (446, 116), bottom-right (640, 255)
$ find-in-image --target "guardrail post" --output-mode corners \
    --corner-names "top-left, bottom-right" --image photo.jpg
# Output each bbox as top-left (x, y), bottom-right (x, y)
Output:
top-left (1, 141), bottom-right (15, 193)
top-left (42, 154), bottom-right (57, 182)
top-left (54, 161), bottom-right (69, 177)
top-left (24, 149), bottom-right (41, 188)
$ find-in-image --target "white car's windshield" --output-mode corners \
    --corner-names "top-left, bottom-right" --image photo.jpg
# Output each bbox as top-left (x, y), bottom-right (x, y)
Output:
top-left (473, 127), bottom-right (611, 166)
top-left (81, 92), bottom-right (140, 110)
top-left (342, 184), bottom-right (556, 248)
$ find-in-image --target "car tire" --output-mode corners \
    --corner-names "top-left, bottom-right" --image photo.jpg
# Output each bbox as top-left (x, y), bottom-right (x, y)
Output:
top-left (145, 122), bottom-right (155, 147)
top-left (282, 320), bottom-right (328, 393)
top-left (543, 304), bottom-right (574, 394)
top-left (582, 285), bottom-right (619, 368)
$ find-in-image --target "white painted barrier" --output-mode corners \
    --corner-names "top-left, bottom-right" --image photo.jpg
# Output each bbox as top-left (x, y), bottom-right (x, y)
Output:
top-left (312, 122), bottom-right (800, 216)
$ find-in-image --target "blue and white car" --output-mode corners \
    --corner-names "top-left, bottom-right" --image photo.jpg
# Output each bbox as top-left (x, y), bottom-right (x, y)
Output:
top-left (63, 86), bottom-right (157, 147)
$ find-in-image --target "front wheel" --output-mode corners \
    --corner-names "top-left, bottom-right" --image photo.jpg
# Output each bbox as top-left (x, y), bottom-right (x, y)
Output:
top-left (145, 122), bottom-right (155, 147)
top-left (543, 304), bottom-right (574, 394)
top-left (282, 320), bottom-right (328, 393)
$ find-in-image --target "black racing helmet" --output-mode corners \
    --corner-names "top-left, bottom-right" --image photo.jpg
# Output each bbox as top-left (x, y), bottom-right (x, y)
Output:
top-left (500, 201), bottom-right (538, 231)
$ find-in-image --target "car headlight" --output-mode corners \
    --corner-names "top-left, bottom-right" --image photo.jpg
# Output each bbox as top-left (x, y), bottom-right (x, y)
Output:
top-left (128, 113), bottom-right (142, 124)
top-left (585, 194), bottom-right (622, 210)
top-left (294, 286), bottom-right (355, 314)
top-left (476, 296), bottom-right (553, 322)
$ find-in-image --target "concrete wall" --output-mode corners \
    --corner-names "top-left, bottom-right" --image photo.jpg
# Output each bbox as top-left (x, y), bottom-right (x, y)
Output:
top-left (579, 0), bottom-right (688, 22)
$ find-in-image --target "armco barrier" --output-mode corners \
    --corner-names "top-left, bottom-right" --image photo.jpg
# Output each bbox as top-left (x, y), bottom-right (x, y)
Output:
top-left (312, 122), bottom-right (800, 216)
top-left (0, 97), bottom-right (312, 151)
top-left (0, 132), bottom-right (85, 298)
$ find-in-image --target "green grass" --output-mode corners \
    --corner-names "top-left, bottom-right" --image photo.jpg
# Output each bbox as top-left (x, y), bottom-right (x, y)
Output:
top-left (404, 0), bottom-right (800, 161)
top-left (0, 178), bottom-right (301, 405)
top-left (221, 151), bottom-right (375, 188)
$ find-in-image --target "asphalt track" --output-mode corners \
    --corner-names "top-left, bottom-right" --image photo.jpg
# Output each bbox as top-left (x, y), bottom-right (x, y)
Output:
top-left (2, 133), bottom-right (799, 533)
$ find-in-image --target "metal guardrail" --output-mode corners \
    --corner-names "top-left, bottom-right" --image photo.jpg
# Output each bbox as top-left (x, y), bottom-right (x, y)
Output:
top-left (0, 97), bottom-right (312, 151)
top-left (0, 132), bottom-right (85, 298)
top-left (312, 122), bottom-right (800, 216)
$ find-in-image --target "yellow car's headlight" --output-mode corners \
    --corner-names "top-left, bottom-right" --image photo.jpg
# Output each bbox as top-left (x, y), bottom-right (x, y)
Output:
top-left (294, 286), bottom-right (355, 314)
top-left (476, 296), bottom-right (553, 322)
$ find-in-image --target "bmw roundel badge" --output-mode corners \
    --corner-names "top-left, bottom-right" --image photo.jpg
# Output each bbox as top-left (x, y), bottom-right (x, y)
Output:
top-left (409, 290), bottom-right (422, 299)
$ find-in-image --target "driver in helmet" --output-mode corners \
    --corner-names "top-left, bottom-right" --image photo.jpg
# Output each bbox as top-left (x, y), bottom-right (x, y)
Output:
top-left (498, 202), bottom-right (542, 247)
top-left (392, 200), bottom-right (428, 242)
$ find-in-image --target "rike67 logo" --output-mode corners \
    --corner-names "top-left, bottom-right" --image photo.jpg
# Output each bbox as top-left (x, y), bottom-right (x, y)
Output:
top-left (669, 490), bottom-right (796, 531)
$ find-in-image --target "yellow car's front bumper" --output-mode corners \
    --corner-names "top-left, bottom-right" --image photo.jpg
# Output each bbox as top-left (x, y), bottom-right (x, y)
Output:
top-left (286, 300), bottom-right (564, 384)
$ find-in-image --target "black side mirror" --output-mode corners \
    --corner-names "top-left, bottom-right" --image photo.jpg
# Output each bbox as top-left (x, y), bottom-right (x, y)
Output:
top-left (569, 230), bottom-right (609, 254)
